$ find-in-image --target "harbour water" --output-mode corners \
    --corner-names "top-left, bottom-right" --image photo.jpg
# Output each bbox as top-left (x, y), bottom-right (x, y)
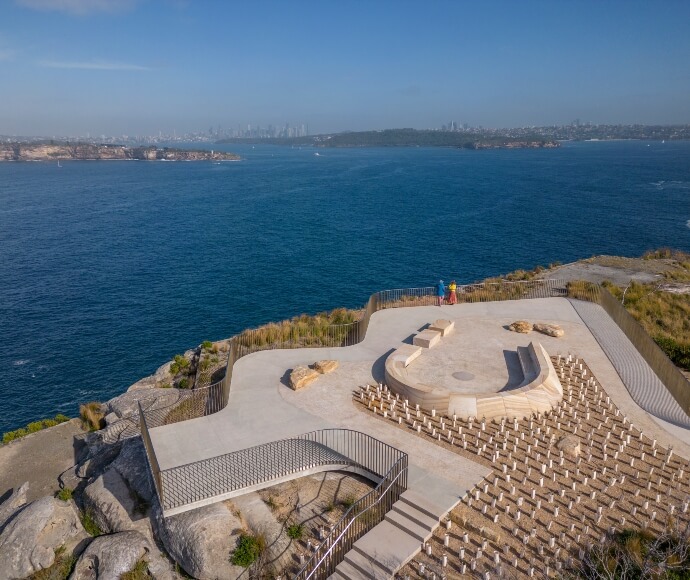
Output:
top-left (1, 140), bottom-right (689, 433)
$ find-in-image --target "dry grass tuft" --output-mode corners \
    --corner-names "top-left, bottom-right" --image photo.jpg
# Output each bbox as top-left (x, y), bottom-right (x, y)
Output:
top-left (79, 401), bottom-right (105, 431)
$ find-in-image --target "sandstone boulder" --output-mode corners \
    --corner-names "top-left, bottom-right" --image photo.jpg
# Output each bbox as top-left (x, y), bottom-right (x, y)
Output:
top-left (534, 323), bottom-right (565, 338)
top-left (508, 320), bottom-right (532, 334)
top-left (160, 502), bottom-right (245, 579)
top-left (289, 366), bottom-right (320, 390)
top-left (110, 437), bottom-right (155, 503)
top-left (0, 496), bottom-right (84, 579)
top-left (557, 434), bottom-right (581, 457)
top-left (313, 360), bottom-right (339, 374)
top-left (83, 470), bottom-right (136, 534)
top-left (0, 482), bottom-right (29, 533)
top-left (70, 530), bottom-right (172, 580)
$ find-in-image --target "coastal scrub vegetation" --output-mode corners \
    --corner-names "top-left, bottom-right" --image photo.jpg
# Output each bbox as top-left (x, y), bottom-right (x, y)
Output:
top-left (230, 533), bottom-right (265, 567)
top-left (80, 509), bottom-right (103, 537)
top-left (2, 414), bottom-right (70, 445)
top-left (603, 280), bottom-right (690, 370)
top-left (55, 487), bottom-right (73, 502)
top-left (119, 558), bottom-right (151, 580)
top-left (79, 401), bottom-right (105, 431)
top-left (28, 545), bottom-right (76, 580)
top-left (236, 307), bottom-right (363, 352)
top-left (169, 354), bottom-right (191, 376)
top-left (566, 527), bottom-right (690, 579)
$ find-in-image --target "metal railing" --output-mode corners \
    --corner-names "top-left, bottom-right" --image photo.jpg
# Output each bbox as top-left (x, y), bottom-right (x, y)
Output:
top-left (296, 451), bottom-right (408, 579)
top-left (155, 428), bottom-right (406, 511)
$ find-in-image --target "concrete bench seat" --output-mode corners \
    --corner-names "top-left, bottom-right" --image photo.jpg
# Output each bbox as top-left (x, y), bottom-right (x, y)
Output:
top-left (413, 329), bottom-right (442, 349)
top-left (429, 319), bottom-right (455, 337)
top-left (390, 344), bottom-right (423, 367)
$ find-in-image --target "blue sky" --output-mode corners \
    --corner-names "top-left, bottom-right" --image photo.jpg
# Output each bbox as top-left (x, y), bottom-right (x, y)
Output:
top-left (1, 0), bottom-right (690, 136)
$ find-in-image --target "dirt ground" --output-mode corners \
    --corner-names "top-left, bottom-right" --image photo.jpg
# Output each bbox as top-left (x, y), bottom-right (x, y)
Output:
top-left (0, 419), bottom-right (86, 504)
top-left (537, 255), bottom-right (675, 287)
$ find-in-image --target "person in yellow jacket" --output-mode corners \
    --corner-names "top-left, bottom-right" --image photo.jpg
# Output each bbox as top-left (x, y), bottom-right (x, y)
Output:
top-left (448, 280), bottom-right (457, 304)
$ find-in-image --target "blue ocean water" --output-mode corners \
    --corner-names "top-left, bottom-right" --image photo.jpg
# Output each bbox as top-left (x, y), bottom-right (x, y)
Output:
top-left (1, 141), bottom-right (689, 434)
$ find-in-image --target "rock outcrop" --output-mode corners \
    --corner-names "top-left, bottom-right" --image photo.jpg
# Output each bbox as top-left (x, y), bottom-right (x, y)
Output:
top-left (0, 143), bottom-right (240, 162)
top-left (557, 434), bottom-right (581, 457)
top-left (160, 502), bottom-right (245, 579)
top-left (69, 530), bottom-right (172, 580)
top-left (0, 482), bottom-right (29, 532)
top-left (313, 360), bottom-right (339, 374)
top-left (534, 323), bottom-right (565, 337)
top-left (0, 496), bottom-right (85, 579)
top-left (508, 320), bottom-right (532, 334)
top-left (289, 366), bottom-right (320, 390)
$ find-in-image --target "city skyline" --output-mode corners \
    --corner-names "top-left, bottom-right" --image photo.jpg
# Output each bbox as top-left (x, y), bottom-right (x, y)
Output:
top-left (1, 0), bottom-right (690, 136)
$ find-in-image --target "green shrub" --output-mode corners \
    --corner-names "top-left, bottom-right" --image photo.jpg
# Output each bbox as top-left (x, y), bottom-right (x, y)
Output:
top-left (201, 340), bottom-right (213, 351)
top-left (2, 414), bottom-right (70, 445)
top-left (230, 533), bottom-right (264, 567)
top-left (55, 487), bottom-right (73, 502)
top-left (287, 523), bottom-right (304, 540)
top-left (178, 377), bottom-right (190, 389)
top-left (655, 336), bottom-right (690, 370)
top-left (80, 510), bottom-right (103, 537)
top-left (170, 354), bottom-right (190, 375)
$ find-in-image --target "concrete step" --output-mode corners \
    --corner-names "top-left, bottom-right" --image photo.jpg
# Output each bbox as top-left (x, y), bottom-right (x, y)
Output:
top-left (343, 548), bottom-right (382, 579)
top-left (399, 489), bottom-right (447, 520)
top-left (384, 509), bottom-right (433, 543)
top-left (330, 559), bottom-right (371, 580)
top-left (351, 520), bottom-right (422, 575)
top-left (392, 500), bottom-right (439, 531)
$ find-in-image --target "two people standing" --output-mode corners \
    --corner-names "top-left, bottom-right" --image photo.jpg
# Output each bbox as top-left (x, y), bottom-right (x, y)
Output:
top-left (436, 279), bottom-right (458, 306)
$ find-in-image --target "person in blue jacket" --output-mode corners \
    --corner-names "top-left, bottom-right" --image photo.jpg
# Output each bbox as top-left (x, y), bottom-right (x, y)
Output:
top-left (436, 280), bottom-right (445, 306)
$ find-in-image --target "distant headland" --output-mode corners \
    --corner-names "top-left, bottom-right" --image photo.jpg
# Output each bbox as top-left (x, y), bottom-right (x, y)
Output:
top-left (218, 128), bottom-right (560, 149)
top-left (0, 142), bottom-right (240, 162)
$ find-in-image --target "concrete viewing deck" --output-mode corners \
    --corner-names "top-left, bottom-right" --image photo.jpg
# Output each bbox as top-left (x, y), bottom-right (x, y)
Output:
top-left (149, 298), bottom-right (690, 509)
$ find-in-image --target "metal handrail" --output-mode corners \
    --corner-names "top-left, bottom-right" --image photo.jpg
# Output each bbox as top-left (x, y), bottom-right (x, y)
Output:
top-left (297, 455), bottom-right (408, 579)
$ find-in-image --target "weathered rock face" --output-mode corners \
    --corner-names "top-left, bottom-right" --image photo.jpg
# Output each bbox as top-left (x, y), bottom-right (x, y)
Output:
top-left (69, 530), bottom-right (172, 580)
top-left (0, 482), bottom-right (29, 533)
top-left (107, 387), bottom-right (183, 420)
top-left (557, 434), bottom-right (581, 457)
top-left (160, 502), bottom-right (245, 579)
top-left (0, 496), bottom-right (84, 579)
top-left (289, 365), bottom-right (320, 390)
top-left (126, 360), bottom-right (174, 391)
top-left (313, 360), bottom-right (339, 374)
top-left (508, 320), bottom-right (532, 334)
top-left (110, 437), bottom-right (155, 503)
top-left (534, 323), bottom-right (565, 338)
top-left (83, 470), bottom-right (137, 534)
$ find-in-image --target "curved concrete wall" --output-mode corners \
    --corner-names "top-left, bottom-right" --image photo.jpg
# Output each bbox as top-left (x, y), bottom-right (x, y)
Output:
top-left (385, 341), bottom-right (562, 420)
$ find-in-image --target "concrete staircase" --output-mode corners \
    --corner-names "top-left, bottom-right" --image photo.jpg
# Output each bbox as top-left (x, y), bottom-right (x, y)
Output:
top-left (330, 489), bottom-right (449, 579)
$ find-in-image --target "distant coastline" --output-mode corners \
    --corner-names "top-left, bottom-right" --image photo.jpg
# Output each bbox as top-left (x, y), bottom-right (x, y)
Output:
top-left (0, 142), bottom-right (240, 162)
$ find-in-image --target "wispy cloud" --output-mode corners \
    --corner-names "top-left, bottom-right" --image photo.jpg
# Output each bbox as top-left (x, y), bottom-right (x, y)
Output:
top-left (0, 49), bottom-right (15, 61)
top-left (16, 0), bottom-right (137, 15)
top-left (38, 59), bottom-right (150, 71)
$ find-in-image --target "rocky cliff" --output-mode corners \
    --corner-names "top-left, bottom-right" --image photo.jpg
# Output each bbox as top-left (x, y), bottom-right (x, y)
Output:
top-left (0, 143), bottom-right (240, 162)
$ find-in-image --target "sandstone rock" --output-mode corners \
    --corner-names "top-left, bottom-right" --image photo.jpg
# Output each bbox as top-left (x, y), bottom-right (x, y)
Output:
top-left (557, 435), bottom-right (581, 457)
top-left (289, 366), bottom-right (320, 390)
top-left (533, 323), bottom-right (565, 338)
top-left (107, 387), bottom-right (183, 420)
top-left (111, 437), bottom-right (155, 502)
top-left (313, 360), bottom-right (339, 374)
top-left (508, 320), bottom-right (533, 334)
top-left (76, 440), bottom-right (123, 479)
top-left (0, 482), bottom-right (29, 533)
top-left (0, 496), bottom-right (84, 579)
top-left (160, 502), bottom-right (245, 579)
top-left (83, 470), bottom-right (136, 534)
top-left (70, 530), bottom-right (172, 580)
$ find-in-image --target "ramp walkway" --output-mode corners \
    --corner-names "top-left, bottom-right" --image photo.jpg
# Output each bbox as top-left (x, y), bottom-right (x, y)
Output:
top-left (569, 299), bottom-right (690, 428)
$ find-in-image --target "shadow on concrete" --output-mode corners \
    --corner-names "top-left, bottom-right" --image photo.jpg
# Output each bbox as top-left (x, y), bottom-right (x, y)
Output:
top-left (371, 349), bottom-right (395, 384)
top-left (500, 350), bottom-right (525, 391)
top-left (280, 368), bottom-right (293, 389)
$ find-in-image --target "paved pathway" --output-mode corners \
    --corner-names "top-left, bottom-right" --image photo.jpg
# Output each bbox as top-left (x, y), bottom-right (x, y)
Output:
top-left (569, 299), bottom-right (690, 428)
